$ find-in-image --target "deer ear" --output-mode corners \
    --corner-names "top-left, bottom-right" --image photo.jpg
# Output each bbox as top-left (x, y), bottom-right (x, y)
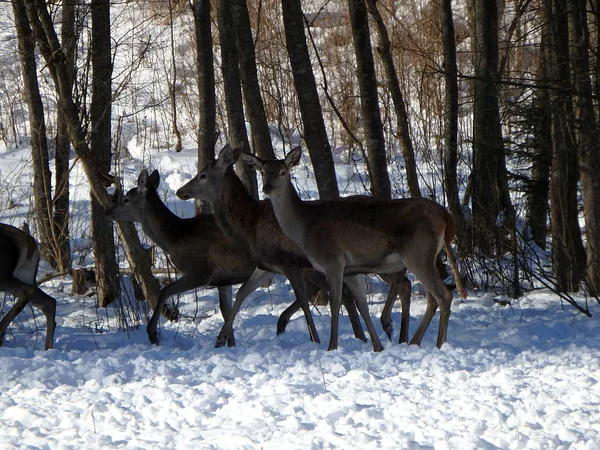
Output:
top-left (285, 147), bottom-right (302, 168)
top-left (240, 152), bottom-right (263, 171)
top-left (137, 169), bottom-right (149, 186)
top-left (217, 144), bottom-right (239, 170)
top-left (148, 170), bottom-right (160, 190)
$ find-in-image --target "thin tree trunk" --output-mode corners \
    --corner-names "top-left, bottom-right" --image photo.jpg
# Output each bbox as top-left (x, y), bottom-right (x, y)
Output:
top-left (365, 0), bottom-right (421, 199)
top-left (469, 0), bottom-right (513, 254)
top-left (439, 0), bottom-right (462, 228)
top-left (347, 0), bottom-right (391, 199)
top-left (568, 0), bottom-right (600, 295)
top-left (282, 0), bottom-right (339, 200)
top-left (217, 0), bottom-right (258, 199)
top-left (527, 33), bottom-right (552, 250)
top-left (12, 0), bottom-right (55, 266)
top-left (543, 0), bottom-right (586, 291)
top-left (230, 0), bottom-right (275, 160)
top-left (53, 0), bottom-right (75, 272)
top-left (90, 0), bottom-right (119, 307)
top-left (193, 1), bottom-right (216, 167)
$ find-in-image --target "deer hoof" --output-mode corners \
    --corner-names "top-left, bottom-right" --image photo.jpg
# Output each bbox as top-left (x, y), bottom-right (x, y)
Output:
top-left (382, 322), bottom-right (393, 341)
top-left (215, 335), bottom-right (228, 348)
top-left (276, 317), bottom-right (289, 335)
top-left (227, 336), bottom-right (236, 347)
top-left (373, 342), bottom-right (384, 353)
top-left (147, 330), bottom-right (160, 345)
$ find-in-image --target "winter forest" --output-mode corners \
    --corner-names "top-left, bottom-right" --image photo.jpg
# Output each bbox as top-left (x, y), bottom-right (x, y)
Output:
top-left (0, 0), bottom-right (599, 448)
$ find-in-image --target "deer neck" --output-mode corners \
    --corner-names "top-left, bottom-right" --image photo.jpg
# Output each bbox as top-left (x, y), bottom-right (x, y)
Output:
top-left (140, 192), bottom-right (182, 254)
top-left (268, 180), bottom-right (308, 247)
top-left (212, 168), bottom-right (258, 240)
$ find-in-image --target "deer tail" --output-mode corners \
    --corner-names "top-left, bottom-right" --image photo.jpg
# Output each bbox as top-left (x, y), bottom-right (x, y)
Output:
top-left (443, 210), bottom-right (467, 299)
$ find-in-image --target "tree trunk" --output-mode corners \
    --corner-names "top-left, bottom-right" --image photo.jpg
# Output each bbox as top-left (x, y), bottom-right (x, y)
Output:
top-left (193, 0), bottom-right (216, 213)
top-left (22, 0), bottom-right (167, 317)
top-left (282, 0), bottom-right (339, 200)
top-left (527, 34), bottom-right (552, 250)
top-left (438, 0), bottom-right (464, 241)
top-left (365, 0), bottom-right (421, 199)
top-left (217, 0), bottom-right (258, 199)
top-left (543, 0), bottom-right (586, 291)
top-left (90, 0), bottom-right (119, 307)
top-left (12, 0), bottom-right (55, 266)
top-left (230, 0), bottom-right (275, 160)
top-left (568, 0), bottom-right (600, 295)
top-left (347, 0), bottom-right (391, 199)
top-left (469, 0), bottom-right (513, 254)
top-left (53, 0), bottom-right (76, 272)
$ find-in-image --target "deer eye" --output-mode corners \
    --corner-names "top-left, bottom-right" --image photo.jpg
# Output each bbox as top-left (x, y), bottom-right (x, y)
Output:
top-left (199, 173), bottom-right (207, 180)
top-left (279, 170), bottom-right (286, 176)
top-left (123, 198), bottom-right (130, 204)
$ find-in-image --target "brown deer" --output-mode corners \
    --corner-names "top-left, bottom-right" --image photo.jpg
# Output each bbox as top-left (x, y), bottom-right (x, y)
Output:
top-left (105, 169), bottom-right (273, 346)
top-left (176, 144), bottom-right (412, 350)
top-left (242, 146), bottom-right (465, 351)
top-left (0, 223), bottom-right (56, 350)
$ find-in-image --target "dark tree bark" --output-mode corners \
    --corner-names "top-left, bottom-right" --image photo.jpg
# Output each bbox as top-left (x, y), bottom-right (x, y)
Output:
top-left (22, 0), bottom-right (170, 318)
top-left (282, 0), bottom-right (339, 200)
top-left (90, 0), bottom-right (119, 307)
top-left (365, 0), bottom-right (421, 199)
top-left (438, 0), bottom-right (463, 237)
top-left (192, 0), bottom-right (216, 213)
top-left (53, 0), bottom-right (75, 272)
top-left (527, 34), bottom-right (552, 250)
top-left (567, 0), bottom-right (600, 295)
top-left (193, 0), bottom-right (216, 170)
top-left (347, 0), bottom-right (391, 199)
top-left (12, 0), bottom-right (55, 266)
top-left (217, 0), bottom-right (258, 199)
top-left (469, 0), bottom-right (513, 254)
top-left (229, 0), bottom-right (275, 160)
top-left (543, 0), bottom-right (586, 291)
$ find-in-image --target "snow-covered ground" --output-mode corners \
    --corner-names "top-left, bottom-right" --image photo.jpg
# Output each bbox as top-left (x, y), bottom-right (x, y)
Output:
top-left (1, 145), bottom-right (599, 449)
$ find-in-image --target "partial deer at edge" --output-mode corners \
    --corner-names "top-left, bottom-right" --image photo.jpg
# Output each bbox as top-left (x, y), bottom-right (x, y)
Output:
top-left (242, 146), bottom-right (465, 351)
top-left (105, 169), bottom-right (271, 346)
top-left (0, 223), bottom-right (56, 350)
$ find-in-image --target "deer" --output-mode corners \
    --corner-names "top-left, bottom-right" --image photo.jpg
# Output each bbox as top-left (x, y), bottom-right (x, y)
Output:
top-left (241, 146), bottom-right (466, 351)
top-left (105, 169), bottom-right (274, 347)
top-left (176, 143), bottom-right (412, 350)
top-left (0, 223), bottom-right (56, 350)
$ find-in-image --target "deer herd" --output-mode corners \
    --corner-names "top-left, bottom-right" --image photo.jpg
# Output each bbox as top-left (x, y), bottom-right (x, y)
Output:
top-left (0, 143), bottom-right (464, 352)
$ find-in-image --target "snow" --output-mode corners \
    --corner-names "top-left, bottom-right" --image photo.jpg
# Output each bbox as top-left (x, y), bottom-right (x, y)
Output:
top-left (1, 144), bottom-right (600, 449)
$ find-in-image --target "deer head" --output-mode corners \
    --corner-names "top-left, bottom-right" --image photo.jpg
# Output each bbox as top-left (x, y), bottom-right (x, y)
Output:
top-left (241, 146), bottom-right (301, 197)
top-left (105, 169), bottom-right (160, 222)
top-left (176, 143), bottom-right (244, 203)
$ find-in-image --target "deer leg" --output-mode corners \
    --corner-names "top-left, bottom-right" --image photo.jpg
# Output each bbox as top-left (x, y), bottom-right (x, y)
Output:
top-left (216, 286), bottom-right (235, 347)
top-left (147, 274), bottom-right (211, 345)
top-left (325, 268), bottom-right (344, 351)
top-left (344, 275), bottom-right (383, 352)
top-left (380, 281), bottom-right (398, 341)
top-left (216, 268), bottom-right (273, 348)
top-left (397, 275), bottom-right (412, 344)
top-left (284, 268), bottom-right (320, 344)
top-left (277, 277), bottom-right (319, 336)
top-left (0, 279), bottom-right (33, 347)
top-left (409, 292), bottom-right (437, 346)
top-left (29, 287), bottom-right (56, 350)
top-left (277, 281), bottom-right (367, 342)
top-left (408, 257), bottom-right (453, 348)
top-left (342, 285), bottom-right (367, 342)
